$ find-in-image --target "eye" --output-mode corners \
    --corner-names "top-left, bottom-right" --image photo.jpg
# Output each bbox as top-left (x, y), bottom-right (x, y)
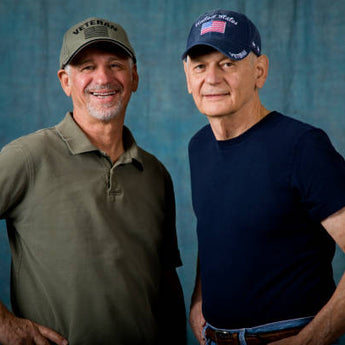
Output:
top-left (194, 64), bottom-right (205, 72)
top-left (222, 61), bottom-right (234, 68)
top-left (110, 62), bottom-right (125, 70)
top-left (81, 65), bottom-right (94, 71)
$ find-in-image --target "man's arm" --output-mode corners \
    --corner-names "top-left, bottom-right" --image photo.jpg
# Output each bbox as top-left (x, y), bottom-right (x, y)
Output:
top-left (190, 256), bottom-right (206, 345)
top-left (0, 146), bottom-right (68, 345)
top-left (270, 206), bottom-right (345, 345)
top-left (0, 301), bottom-right (68, 345)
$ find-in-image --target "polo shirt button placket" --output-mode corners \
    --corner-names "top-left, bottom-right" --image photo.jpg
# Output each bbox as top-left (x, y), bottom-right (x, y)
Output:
top-left (107, 167), bottom-right (122, 201)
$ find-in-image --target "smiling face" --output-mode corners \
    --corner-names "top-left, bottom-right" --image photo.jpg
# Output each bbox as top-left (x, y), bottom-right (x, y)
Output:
top-left (58, 43), bottom-right (138, 123)
top-left (184, 47), bottom-right (267, 120)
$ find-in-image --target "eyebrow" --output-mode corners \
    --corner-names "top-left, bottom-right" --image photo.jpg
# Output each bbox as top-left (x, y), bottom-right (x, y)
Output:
top-left (188, 55), bottom-right (236, 65)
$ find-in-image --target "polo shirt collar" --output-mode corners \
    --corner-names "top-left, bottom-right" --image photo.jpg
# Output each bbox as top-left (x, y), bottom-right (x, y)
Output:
top-left (118, 126), bottom-right (144, 169)
top-left (55, 112), bottom-right (143, 169)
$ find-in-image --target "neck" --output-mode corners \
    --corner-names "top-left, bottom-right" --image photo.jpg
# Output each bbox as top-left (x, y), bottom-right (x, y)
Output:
top-left (73, 110), bottom-right (125, 163)
top-left (207, 102), bottom-right (270, 141)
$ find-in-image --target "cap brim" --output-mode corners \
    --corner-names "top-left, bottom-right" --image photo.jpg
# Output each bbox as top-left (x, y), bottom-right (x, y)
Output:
top-left (182, 41), bottom-right (250, 61)
top-left (62, 39), bottom-right (136, 68)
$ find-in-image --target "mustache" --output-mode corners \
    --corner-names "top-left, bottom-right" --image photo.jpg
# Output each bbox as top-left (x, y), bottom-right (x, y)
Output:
top-left (85, 84), bottom-right (121, 92)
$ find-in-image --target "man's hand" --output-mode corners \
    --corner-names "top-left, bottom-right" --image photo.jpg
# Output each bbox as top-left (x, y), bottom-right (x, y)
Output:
top-left (0, 305), bottom-right (68, 345)
top-left (189, 299), bottom-right (206, 345)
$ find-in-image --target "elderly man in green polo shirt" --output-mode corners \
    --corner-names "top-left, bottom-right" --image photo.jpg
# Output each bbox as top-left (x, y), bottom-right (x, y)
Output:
top-left (0, 17), bottom-right (186, 345)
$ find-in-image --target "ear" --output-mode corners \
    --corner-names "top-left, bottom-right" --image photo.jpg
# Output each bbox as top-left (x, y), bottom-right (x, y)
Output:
top-left (57, 69), bottom-right (72, 97)
top-left (255, 55), bottom-right (269, 89)
top-left (183, 60), bottom-right (193, 94)
top-left (131, 64), bottom-right (139, 92)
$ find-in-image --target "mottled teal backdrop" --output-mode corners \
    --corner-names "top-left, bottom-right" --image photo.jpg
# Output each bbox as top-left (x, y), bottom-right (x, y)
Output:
top-left (1, 1), bottom-right (345, 344)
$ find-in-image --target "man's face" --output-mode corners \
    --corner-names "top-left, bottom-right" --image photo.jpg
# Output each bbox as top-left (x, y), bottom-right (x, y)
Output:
top-left (58, 45), bottom-right (138, 122)
top-left (184, 50), bottom-right (260, 119)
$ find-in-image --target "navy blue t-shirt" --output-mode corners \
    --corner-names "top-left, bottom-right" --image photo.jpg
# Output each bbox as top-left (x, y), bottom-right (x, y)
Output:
top-left (189, 112), bottom-right (345, 328)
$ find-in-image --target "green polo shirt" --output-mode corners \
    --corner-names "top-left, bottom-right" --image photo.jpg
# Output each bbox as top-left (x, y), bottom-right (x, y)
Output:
top-left (0, 113), bottom-right (181, 345)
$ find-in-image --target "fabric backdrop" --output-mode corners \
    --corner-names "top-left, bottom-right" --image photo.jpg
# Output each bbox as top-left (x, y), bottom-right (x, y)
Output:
top-left (1, 1), bottom-right (345, 344)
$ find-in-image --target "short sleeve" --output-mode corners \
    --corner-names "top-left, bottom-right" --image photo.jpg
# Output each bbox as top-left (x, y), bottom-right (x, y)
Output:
top-left (291, 128), bottom-right (345, 222)
top-left (0, 143), bottom-right (31, 218)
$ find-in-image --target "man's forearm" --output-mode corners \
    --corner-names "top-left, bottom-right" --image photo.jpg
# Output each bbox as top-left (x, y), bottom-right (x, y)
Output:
top-left (190, 256), bottom-right (206, 344)
top-left (291, 271), bottom-right (345, 345)
top-left (191, 256), bottom-right (202, 306)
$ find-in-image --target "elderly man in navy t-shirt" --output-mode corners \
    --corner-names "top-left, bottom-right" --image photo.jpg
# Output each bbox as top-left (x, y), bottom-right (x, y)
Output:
top-left (182, 9), bottom-right (345, 345)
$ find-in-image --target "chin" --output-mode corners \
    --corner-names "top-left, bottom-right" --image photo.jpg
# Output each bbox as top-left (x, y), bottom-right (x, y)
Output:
top-left (88, 105), bottom-right (122, 121)
top-left (204, 110), bottom-right (233, 118)
top-left (95, 113), bottom-right (118, 121)
top-left (200, 106), bottom-right (232, 117)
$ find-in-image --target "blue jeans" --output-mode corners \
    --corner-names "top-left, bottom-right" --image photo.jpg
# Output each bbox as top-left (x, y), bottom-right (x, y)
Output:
top-left (203, 316), bottom-right (340, 344)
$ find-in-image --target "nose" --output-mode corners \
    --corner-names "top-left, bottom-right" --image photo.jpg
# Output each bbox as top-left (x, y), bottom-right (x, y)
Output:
top-left (205, 65), bottom-right (222, 85)
top-left (94, 66), bottom-right (113, 85)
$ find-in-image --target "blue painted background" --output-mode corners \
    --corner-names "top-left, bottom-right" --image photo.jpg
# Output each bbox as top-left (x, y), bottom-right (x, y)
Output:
top-left (1, 1), bottom-right (345, 344)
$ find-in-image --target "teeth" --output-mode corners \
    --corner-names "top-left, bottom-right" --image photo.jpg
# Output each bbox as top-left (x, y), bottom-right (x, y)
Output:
top-left (92, 91), bottom-right (116, 96)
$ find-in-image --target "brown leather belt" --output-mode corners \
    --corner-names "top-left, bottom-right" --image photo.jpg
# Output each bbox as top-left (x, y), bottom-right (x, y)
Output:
top-left (205, 325), bottom-right (303, 345)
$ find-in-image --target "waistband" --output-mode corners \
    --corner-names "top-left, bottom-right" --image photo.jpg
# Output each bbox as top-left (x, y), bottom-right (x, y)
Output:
top-left (204, 316), bottom-right (314, 345)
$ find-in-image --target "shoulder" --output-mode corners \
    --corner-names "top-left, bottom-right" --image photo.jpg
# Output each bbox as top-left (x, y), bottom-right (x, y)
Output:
top-left (0, 127), bottom-right (58, 187)
top-left (188, 124), bottom-right (213, 152)
top-left (276, 113), bottom-right (333, 150)
top-left (1, 127), bottom-right (58, 158)
top-left (265, 111), bottom-right (316, 135)
top-left (262, 112), bottom-right (329, 149)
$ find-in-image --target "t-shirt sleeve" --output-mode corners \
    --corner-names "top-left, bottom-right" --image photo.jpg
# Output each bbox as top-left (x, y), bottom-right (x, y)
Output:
top-left (291, 128), bottom-right (345, 222)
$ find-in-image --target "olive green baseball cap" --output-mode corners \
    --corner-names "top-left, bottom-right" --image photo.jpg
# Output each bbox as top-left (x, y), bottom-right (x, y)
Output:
top-left (59, 17), bottom-right (136, 69)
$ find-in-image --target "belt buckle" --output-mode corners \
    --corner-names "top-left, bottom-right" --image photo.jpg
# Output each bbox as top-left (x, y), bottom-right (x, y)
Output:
top-left (215, 329), bottom-right (232, 340)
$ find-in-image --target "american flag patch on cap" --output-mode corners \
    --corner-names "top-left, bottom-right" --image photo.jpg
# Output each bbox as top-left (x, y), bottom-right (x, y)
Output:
top-left (201, 20), bottom-right (226, 35)
top-left (84, 26), bottom-right (110, 39)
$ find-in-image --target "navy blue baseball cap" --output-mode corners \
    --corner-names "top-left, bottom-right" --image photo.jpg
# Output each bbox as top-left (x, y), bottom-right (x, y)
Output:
top-left (182, 9), bottom-right (261, 60)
